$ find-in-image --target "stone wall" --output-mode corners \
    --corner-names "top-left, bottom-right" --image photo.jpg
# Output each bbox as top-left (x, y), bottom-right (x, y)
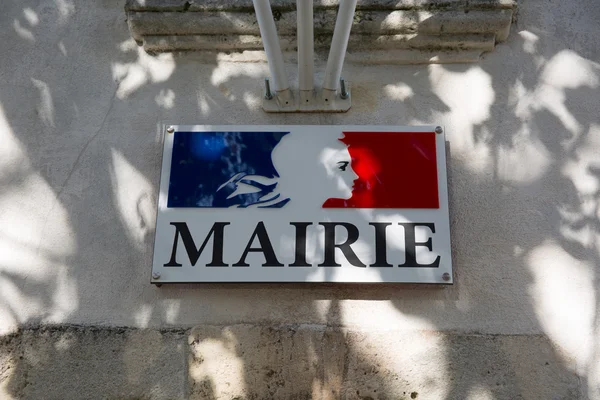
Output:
top-left (125, 0), bottom-right (515, 63)
top-left (1, 0), bottom-right (600, 399)
top-left (0, 325), bottom-right (582, 399)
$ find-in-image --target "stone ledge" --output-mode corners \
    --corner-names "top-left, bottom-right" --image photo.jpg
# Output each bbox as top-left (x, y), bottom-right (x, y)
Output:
top-left (0, 324), bottom-right (582, 399)
top-left (159, 48), bottom-right (487, 65)
top-left (125, 0), bottom-right (515, 64)
top-left (187, 325), bottom-right (580, 399)
top-left (143, 32), bottom-right (495, 52)
top-left (125, 0), bottom-right (517, 12)
top-left (0, 325), bottom-right (188, 400)
top-left (127, 10), bottom-right (512, 38)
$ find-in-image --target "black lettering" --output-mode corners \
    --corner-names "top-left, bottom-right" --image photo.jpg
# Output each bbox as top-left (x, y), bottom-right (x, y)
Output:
top-left (398, 223), bottom-right (440, 268)
top-left (369, 222), bottom-right (393, 267)
top-left (233, 221), bottom-right (284, 267)
top-left (164, 222), bottom-right (229, 267)
top-left (318, 222), bottom-right (366, 267)
top-left (289, 222), bottom-right (312, 267)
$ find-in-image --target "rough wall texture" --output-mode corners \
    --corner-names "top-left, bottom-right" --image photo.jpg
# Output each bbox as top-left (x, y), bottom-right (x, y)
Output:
top-left (124, 0), bottom-right (515, 62)
top-left (0, 325), bottom-right (582, 399)
top-left (0, 326), bottom-right (188, 399)
top-left (1, 0), bottom-right (600, 398)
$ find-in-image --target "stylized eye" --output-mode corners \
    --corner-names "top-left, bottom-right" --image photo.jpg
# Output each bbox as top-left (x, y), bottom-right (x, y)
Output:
top-left (337, 161), bottom-right (350, 171)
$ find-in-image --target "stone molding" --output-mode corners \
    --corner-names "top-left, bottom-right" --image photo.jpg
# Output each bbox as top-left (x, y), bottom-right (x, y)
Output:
top-left (0, 324), bottom-right (581, 399)
top-left (125, 0), bottom-right (516, 63)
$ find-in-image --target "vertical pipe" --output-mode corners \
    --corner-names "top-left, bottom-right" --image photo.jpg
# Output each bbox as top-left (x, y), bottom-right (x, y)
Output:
top-left (323, 0), bottom-right (358, 91)
top-left (297, 0), bottom-right (314, 92)
top-left (253, 0), bottom-right (289, 92)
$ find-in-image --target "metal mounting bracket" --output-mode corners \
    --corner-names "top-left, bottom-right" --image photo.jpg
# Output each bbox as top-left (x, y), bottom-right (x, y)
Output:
top-left (262, 79), bottom-right (351, 113)
top-left (253, 0), bottom-right (357, 113)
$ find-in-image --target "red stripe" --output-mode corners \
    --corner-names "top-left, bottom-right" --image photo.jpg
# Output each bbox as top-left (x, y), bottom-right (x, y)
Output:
top-left (322, 131), bottom-right (439, 209)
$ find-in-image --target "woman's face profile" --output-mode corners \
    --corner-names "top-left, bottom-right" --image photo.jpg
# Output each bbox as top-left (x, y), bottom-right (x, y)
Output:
top-left (270, 133), bottom-right (359, 208)
top-left (321, 146), bottom-right (359, 200)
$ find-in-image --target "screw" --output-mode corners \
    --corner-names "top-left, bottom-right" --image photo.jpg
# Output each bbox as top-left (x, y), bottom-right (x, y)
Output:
top-left (442, 272), bottom-right (451, 281)
top-left (264, 78), bottom-right (273, 100)
top-left (152, 272), bottom-right (161, 280)
top-left (339, 78), bottom-right (349, 99)
top-left (166, 126), bottom-right (174, 134)
top-left (435, 126), bottom-right (443, 134)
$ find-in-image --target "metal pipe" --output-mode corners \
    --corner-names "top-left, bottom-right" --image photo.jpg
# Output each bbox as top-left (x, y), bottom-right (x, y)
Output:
top-left (323, 0), bottom-right (358, 91)
top-left (297, 0), bottom-right (314, 92)
top-left (252, 0), bottom-right (289, 92)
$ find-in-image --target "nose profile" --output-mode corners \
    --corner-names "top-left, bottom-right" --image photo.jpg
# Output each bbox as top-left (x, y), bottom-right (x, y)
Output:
top-left (349, 161), bottom-right (359, 180)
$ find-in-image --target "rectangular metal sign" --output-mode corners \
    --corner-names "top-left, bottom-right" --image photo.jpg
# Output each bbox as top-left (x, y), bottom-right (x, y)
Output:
top-left (152, 125), bottom-right (452, 284)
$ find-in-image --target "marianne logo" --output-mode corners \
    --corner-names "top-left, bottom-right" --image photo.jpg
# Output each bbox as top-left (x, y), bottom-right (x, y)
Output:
top-left (167, 130), bottom-right (439, 209)
top-left (153, 125), bottom-right (452, 284)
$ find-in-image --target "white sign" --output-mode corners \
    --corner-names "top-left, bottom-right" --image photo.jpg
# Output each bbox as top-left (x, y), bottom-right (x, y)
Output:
top-left (152, 125), bottom-right (452, 284)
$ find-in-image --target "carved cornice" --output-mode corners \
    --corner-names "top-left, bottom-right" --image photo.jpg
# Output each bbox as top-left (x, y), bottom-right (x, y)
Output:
top-left (125, 0), bottom-right (516, 64)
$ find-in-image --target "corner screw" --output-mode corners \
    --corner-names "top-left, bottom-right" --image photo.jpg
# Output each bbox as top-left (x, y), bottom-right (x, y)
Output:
top-left (435, 126), bottom-right (443, 134)
top-left (339, 78), bottom-right (349, 99)
top-left (264, 78), bottom-right (273, 100)
top-left (442, 272), bottom-right (451, 281)
top-left (152, 272), bottom-right (161, 280)
top-left (166, 126), bottom-right (174, 134)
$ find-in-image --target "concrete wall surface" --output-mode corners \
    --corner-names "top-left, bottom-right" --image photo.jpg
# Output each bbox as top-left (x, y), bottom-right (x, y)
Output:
top-left (0, 0), bottom-right (599, 398)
